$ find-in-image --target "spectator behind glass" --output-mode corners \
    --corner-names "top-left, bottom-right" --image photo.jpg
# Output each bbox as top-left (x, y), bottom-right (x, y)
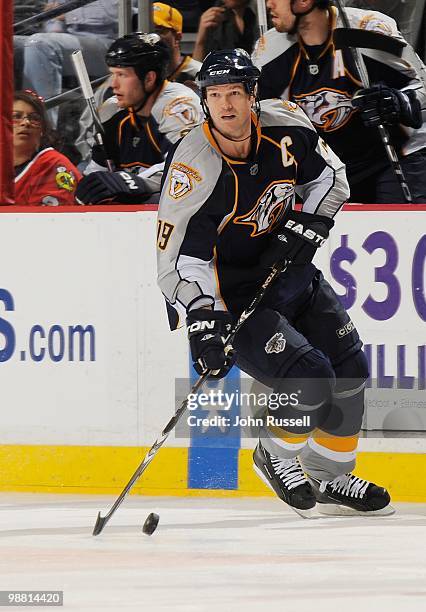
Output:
top-left (167, 1), bottom-right (204, 32)
top-left (13, 91), bottom-right (81, 206)
top-left (192, 0), bottom-right (257, 61)
top-left (152, 2), bottom-right (202, 82)
top-left (14, 0), bottom-right (46, 89)
top-left (20, 0), bottom-right (119, 126)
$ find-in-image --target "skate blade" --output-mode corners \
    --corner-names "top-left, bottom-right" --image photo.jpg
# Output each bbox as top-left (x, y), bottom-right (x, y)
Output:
top-left (317, 503), bottom-right (396, 517)
top-left (253, 464), bottom-right (317, 520)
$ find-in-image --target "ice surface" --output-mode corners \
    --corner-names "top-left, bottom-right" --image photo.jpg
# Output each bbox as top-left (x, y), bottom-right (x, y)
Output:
top-left (1, 494), bottom-right (425, 611)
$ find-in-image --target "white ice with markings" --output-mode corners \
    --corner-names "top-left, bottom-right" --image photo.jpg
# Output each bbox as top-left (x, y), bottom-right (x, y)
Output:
top-left (1, 494), bottom-right (426, 611)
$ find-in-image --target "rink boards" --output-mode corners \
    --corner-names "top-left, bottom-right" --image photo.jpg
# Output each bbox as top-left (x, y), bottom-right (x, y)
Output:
top-left (0, 205), bottom-right (425, 501)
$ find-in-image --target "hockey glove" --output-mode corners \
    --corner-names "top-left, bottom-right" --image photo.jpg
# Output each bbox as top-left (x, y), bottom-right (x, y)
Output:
top-left (75, 171), bottom-right (148, 205)
top-left (352, 85), bottom-right (422, 129)
top-left (187, 309), bottom-right (235, 379)
top-left (260, 209), bottom-right (334, 268)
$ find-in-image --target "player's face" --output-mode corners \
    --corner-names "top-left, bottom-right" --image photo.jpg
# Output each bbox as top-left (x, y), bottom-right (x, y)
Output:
top-left (205, 83), bottom-right (253, 138)
top-left (266, 0), bottom-right (298, 33)
top-left (12, 100), bottom-right (42, 152)
top-left (109, 66), bottom-right (146, 108)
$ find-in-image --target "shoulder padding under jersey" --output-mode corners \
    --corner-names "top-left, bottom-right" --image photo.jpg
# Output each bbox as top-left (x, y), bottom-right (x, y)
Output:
top-left (98, 95), bottom-right (122, 124)
top-left (259, 98), bottom-right (316, 132)
top-left (151, 80), bottom-right (204, 144)
top-left (252, 27), bottom-right (296, 69)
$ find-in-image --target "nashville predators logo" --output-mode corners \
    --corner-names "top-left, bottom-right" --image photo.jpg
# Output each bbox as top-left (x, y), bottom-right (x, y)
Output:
top-left (294, 88), bottom-right (355, 132)
top-left (265, 332), bottom-right (287, 354)
top-left (165, 97), bottom-right (199, 126)
top-left (234, 181), bottom-right (295, 237)
top-left (359, 15), bottom-right (393, 35)
top-left (55, 166), bottom-right (76, 192)
top-left (169, 162), bottom-right (202, 200)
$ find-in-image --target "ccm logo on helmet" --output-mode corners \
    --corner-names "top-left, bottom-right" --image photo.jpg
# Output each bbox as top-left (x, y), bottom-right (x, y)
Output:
top-left (187, 320), bottom-right (216, 333)
top-left (209, 69), bottom-right (230, 75)
top-left (283, 220), bottom-right (327, 245)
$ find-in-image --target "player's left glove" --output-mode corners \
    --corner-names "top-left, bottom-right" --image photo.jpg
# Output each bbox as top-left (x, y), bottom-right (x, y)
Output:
top-left (75, 171), bottom-right (148, 205)
top-left (352, 85), bottom-right (422, 129)
top-left (260, 210), bottom-right (334, 268)
top-left (186, 309), bottom-right (235, 379)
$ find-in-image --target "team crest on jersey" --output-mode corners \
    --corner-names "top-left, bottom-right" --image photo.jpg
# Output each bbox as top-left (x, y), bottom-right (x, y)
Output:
top-left (281, 100), bottom-right (298, 113)
top-left (359, 14), bottom-right (393, 35)
top-left (294, 88), bottom-right (355, 132)
top-left (265, 332), bottom-right (287, 354)
top-left (234, 181), bottom-right (295, 236)
top-left (169, 162), bottom-right (202, 200)
top-left (165, 97), bottom-right (199, 126)
top-left (55, 166), bottom-right (76, 192)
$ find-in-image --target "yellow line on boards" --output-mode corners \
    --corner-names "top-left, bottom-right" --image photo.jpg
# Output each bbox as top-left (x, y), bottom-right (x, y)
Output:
top-left (1, 445), bottom-right (425, 502)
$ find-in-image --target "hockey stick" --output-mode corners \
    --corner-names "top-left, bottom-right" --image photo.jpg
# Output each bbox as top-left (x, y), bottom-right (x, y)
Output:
top-left (256, 0), bottom-right (268, 38)
top-left (71, 50), bottom-right (115, 172)
top-left (333, 0), bottom-right (413, 203)
top-left (92, 258), bottom-right (289, 535)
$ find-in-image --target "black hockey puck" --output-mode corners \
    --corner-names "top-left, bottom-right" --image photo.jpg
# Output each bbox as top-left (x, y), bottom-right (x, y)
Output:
top-left (142, 512), bottom-right (160, 535)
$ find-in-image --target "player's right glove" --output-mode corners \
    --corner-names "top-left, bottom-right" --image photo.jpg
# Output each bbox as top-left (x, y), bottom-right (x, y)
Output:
top-left (352, 85), bottom-right (422, 129)
top-left (186, 309), bottom-right (235, 379)
top-left (75, 171), bottom-right (148, 205)
top-left (260, 209), bottom-right (334, 268)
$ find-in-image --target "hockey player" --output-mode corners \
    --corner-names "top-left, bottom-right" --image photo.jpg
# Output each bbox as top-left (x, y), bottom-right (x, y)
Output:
top-left (253, 0), bottom-right (426, 203)
top-left (75, 33), bottom-right (203, 205)
top-left (76, 5), bottom-right (202, 164)
top-left (157, 49), bottom-right (394, 517)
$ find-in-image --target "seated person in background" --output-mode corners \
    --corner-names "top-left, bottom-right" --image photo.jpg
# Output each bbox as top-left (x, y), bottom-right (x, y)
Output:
top-left (167, 1), bottom-right (204, 32)
top-left (14, 90), bottom-right (81, 206)
top-left (13, 0), bottom-right (46, 90)
top-left (75, 33), bottom-right (204, 205)
top-left (153, 2), bottom-right (202, 82)
top-left (20, 0), bottom-right (119, 125)
top-left (192, 0), bottom-right (257, 61)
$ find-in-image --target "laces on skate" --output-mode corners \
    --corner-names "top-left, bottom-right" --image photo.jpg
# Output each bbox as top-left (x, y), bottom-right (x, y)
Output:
top-left (319, 474), bottom-right (369, 498)
top-left (269, 456), bottom-right (308, 491)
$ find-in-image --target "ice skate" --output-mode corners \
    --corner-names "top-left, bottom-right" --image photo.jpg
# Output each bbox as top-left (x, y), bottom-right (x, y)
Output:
top-left (253, 442), bottom-right (316, 518)
top-left (308, 473), bottom-right (395, 516)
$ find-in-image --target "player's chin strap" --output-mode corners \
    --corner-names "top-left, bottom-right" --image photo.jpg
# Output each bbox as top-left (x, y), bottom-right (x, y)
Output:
top-left (132, 75), bottom-right (163, 114)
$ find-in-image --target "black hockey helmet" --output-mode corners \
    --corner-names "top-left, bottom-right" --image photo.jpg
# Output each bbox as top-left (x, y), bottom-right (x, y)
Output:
top-left (196, 49), bottom-right (260, 96)
top-left (106, 32), bottom-right (170, 85)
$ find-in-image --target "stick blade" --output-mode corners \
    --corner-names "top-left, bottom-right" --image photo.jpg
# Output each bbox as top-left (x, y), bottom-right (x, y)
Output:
top-left (92, 511), bottom-right (107, 536)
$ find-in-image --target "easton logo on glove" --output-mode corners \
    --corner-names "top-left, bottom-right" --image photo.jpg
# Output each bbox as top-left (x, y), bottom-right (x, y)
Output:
top-left (281, 219), bottom-right (329, 246)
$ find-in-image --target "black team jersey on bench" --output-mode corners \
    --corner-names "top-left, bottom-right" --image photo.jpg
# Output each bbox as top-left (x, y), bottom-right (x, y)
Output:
top-left (253, 6), bottom-right (426, 185)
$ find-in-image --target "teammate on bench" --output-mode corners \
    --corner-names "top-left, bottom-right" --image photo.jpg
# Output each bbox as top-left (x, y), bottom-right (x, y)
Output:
top-left (253, 0), bottom-right (426, 202)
